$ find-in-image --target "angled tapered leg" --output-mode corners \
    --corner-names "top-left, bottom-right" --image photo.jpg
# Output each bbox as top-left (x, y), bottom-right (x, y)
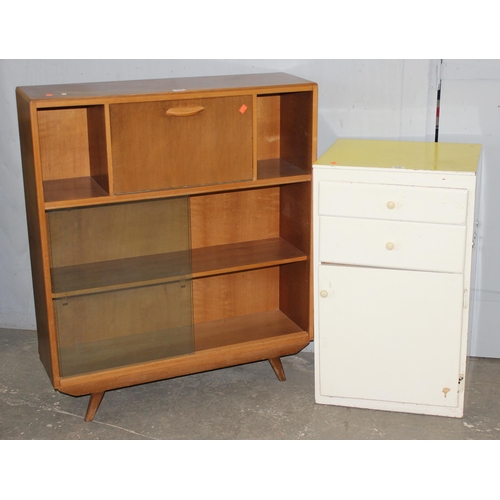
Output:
top-left (84, 392), bottom-right (105, 422)
top-left (269, 357), bottom-right (286, 381)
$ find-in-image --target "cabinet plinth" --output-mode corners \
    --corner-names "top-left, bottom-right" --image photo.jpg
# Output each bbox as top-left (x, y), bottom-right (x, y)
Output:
top-left (16, 73), bottom-right (317, 421)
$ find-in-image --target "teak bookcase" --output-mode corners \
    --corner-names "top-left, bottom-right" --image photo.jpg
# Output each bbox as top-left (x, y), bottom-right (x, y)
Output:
top-left (16, 73), bottom-right (317, 421)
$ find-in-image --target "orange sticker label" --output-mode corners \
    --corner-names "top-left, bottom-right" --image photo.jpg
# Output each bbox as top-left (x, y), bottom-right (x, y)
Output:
top-left (239, 104), bottom-right (248, 114)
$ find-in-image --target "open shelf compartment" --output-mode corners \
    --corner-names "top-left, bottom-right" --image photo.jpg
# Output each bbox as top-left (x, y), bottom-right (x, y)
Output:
top-left (37, 105), bottom-right (110, 203)
top-left (257, 91), bottom-right (314, 178)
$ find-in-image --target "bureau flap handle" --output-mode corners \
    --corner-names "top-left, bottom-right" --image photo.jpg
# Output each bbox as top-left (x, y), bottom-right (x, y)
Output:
top-left (166, 106), bottom-right (205, 117)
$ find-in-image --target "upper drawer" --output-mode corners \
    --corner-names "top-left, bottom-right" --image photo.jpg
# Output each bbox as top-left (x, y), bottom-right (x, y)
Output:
top-left (318, 181), bottom-right (469, 225)
top-left (110, 96), bottom-right (253, 194)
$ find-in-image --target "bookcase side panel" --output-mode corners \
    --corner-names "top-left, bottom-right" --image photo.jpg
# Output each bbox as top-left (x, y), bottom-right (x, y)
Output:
top-left (16, 92), bottom-right (59, 383)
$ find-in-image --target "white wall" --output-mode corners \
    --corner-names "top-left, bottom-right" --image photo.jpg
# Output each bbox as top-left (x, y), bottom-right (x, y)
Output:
top-left (439, 60), bottom-right (500, 357)
top-left (0, 59), bottom-right (436, 329)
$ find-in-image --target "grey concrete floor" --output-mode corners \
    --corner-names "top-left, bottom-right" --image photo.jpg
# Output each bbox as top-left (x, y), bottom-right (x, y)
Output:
top-left (1, 327), bottom-right (500, 440)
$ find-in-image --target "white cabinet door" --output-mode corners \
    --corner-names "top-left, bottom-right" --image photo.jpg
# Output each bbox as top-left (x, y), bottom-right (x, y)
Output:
top-left (317, 264), bottom-right (465, 408)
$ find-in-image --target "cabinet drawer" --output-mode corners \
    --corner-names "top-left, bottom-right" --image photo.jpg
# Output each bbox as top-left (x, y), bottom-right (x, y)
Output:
top-left (319, 216), bottom-right (466, 273)
top-left (110, 96), bottom-right (253, 194)
top-left (318, 181), bottom-right (468, 225)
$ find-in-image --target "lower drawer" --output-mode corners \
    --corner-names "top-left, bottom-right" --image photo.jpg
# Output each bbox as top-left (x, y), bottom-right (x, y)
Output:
top-left (319, 216), bottom-right (467, 273)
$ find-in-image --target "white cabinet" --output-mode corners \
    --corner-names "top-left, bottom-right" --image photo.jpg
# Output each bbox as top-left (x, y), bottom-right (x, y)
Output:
top-left (313, 139), bottom-right (482, 417)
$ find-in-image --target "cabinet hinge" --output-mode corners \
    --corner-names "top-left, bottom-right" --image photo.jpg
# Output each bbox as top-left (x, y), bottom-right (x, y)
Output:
top-left (62, 294), bottom-right (69, 306)
top-left (463, 289), bottom-right (469, 309)
top-left (458, 375), bottom-right (464, 392)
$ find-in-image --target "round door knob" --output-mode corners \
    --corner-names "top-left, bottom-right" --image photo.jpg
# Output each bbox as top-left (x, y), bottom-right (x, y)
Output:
top-left (386, 242), bottom-right (395, 251)
top-left (387, 201), bottom-right (396, 209)
top-left (320, 290), bottom-right (328, 298)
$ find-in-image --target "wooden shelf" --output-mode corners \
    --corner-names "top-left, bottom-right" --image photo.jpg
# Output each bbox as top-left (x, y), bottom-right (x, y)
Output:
top-left (51, 237), bottom-right (307, 297)
top-left (194, 309), bottom-right (305, 351)
top-left (257, 158), bottom-right (311, 181)
top-left (192, 238), bottom-right (306, 278)
top-left (51, 251), bottom-right (190, 297)
top-left (43, 177), bottom-right (108, 203)
top-left (58, 310), bottom-right (305, 378)
top-left (43, 161), bottom-right (311, 208)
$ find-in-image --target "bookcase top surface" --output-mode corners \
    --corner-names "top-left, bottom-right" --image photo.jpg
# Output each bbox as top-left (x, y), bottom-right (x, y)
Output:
top-left (16, 72), bottom-right (316, 102)
top-left (315, 139), bottom-right (481, 173)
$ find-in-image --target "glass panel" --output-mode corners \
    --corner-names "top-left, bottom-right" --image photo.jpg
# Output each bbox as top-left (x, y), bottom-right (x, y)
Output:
top-left (54, 282), bottom-right (193, 377)
top-left (47, 197), bottom-right (193, 377)
top-left (48, 197), bottom-right (191, 293)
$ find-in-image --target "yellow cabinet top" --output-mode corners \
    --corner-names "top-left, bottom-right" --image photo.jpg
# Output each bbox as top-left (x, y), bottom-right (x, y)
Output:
top-left (315, 139), bottom-right (481, 173)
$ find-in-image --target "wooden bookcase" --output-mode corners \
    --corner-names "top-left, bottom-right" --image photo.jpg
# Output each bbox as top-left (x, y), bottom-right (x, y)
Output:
top-left (16, 73), bottom-right (317, 421)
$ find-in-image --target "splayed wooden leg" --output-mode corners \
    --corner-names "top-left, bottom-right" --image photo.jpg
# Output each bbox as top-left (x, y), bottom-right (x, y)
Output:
top-left (269, 357), bottom-right (286, 381)
top-left (84, 391), bottom-right (105, 422)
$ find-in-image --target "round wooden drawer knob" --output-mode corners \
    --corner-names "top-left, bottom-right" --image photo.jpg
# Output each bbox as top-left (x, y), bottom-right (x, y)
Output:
top-left (386, 242), bottom-right (395, 251)
top-left (320, 290), bottom-right (329, 298)
top-left (387, 201), bottom-right (396, 209)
